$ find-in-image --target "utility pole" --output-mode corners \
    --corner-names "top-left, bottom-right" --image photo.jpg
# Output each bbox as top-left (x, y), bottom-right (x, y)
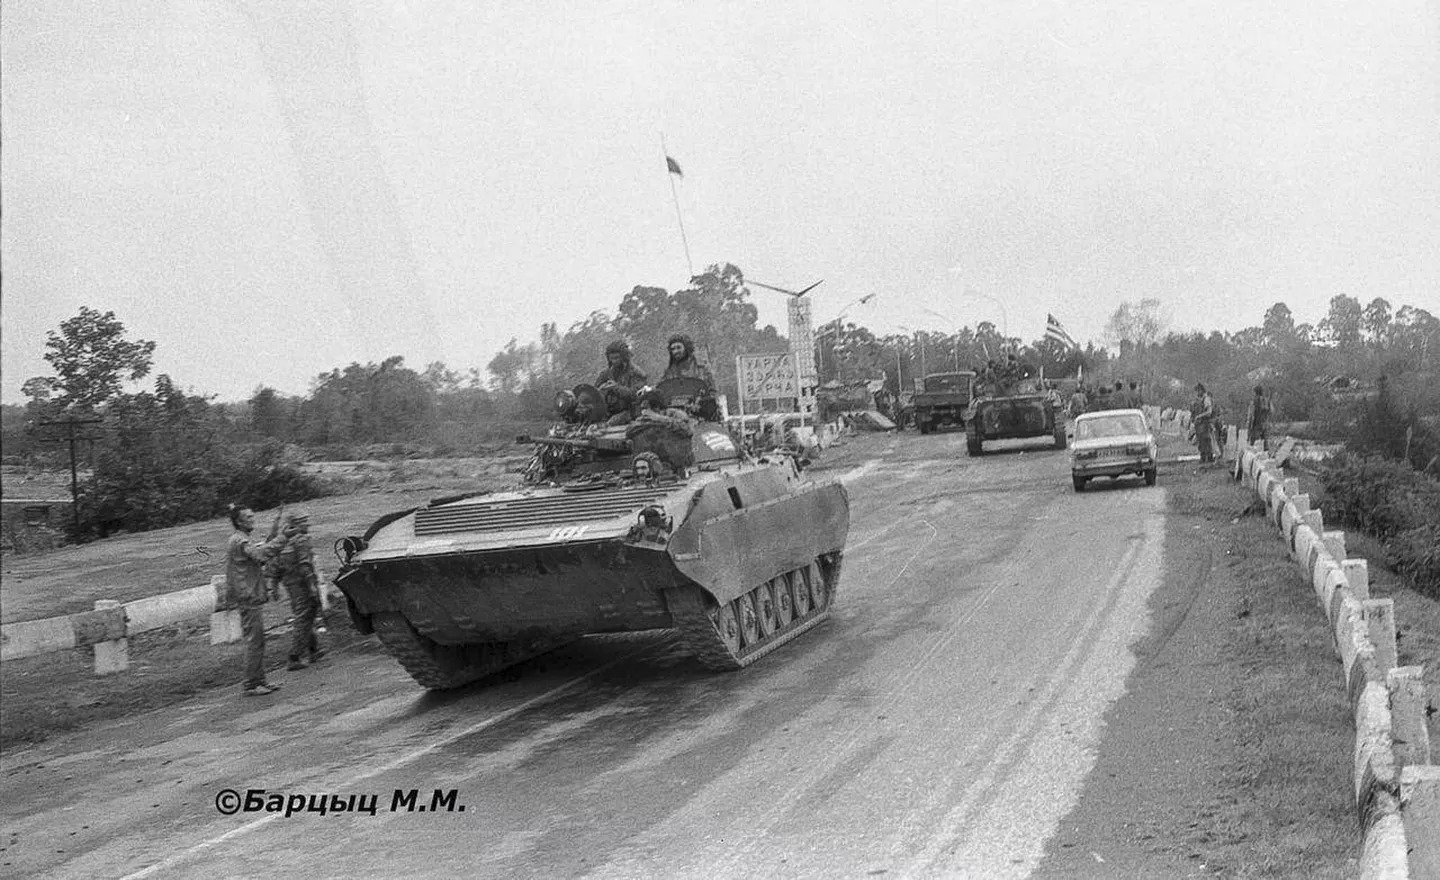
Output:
top-left (37, 416), bottom-right (102, 540)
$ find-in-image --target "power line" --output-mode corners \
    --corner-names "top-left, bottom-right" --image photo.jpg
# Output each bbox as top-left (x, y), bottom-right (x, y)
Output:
top-left (35, 417), bottom-right (103, 539)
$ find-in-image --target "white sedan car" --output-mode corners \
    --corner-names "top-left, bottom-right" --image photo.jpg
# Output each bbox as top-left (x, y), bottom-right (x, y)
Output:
top-left (1069, 408), bottom-right (1158, 492)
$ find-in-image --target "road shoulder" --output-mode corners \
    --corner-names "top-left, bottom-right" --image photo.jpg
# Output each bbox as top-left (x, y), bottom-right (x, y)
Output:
top-left (1034, 467), bottom-right (1359, 878)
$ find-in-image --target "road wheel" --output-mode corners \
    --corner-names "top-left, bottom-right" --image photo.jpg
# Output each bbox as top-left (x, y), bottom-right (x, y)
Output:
top-left (1144, 467), bottom-right (1157, 486)
top-left (967, 436), bottom-right (983, 456)
top-left (710, 597), bottom-right (743, 656)
top-left (734, 592), bottom-right (761, 647)
top-left (919, 419), bottom-right (931, 435)
top-left (803, 562), bottom-right (827, 610)
top-left (1053, 426), bottom-right (1067, 449)
top-left (1072, 475), bottom-right (1087, 492)
top-left (788, 569), bottom-right (812, 617)
top-left (771, 578), bottom-right (794, 628)
top-left (752, 583), bottom-right (779, 638)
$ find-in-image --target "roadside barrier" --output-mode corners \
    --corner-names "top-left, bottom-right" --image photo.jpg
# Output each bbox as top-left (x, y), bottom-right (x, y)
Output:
top-left (0, 575), bottom-right (333, 673)
top-left (1233, 429), bottom-right (1438, 880)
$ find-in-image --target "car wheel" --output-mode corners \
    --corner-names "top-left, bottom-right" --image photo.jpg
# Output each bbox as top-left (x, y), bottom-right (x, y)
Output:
top-left (1144, 467), bottom-right (1157, 486)
top-left (1072, 475), bottom-right (1086, 492)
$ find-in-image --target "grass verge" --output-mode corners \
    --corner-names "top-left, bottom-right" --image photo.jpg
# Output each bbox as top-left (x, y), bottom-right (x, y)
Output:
top-left (1162, 461), bottom-right (1438, 876)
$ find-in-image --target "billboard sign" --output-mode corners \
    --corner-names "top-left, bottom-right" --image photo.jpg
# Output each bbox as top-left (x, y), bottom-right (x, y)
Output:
top-left (736, 353), bottom-right (799, 401)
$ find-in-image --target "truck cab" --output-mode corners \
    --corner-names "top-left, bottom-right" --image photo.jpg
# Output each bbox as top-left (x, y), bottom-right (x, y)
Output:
top-left (913, 371), bottom-right (976, 434)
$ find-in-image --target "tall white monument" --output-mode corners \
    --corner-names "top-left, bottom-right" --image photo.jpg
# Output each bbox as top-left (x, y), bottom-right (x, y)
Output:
top-left (787, 297), bottom-right (817, 421)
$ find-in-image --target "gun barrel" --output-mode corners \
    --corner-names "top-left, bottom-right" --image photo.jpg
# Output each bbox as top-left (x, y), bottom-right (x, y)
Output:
top-left (519, 434), bottom-right (631, 453)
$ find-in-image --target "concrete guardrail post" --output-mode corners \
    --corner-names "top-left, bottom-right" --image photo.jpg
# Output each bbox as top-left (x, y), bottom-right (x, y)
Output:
top-left (1387, 666), bottom-right (1432, 769)
top-left (1274, 477), bottom-right (1299, 526)
top-left (209, 574), bottom-right (242, 645)
top-left (91, 599), bottom-right (129, 674)
top-left (1362, 599), bottom-right (1398, 674)
top-left (1300, 509), bottom-right (1324, 566)
top-left (1323, 530), bottom-right (1346, 563)
top-left (1401, 765), bottom-right (1440, 880)
top-left (1344, 559), bottom-right (1370, 601)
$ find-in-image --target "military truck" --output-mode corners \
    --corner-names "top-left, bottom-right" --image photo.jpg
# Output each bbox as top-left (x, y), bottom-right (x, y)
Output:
top-left (912, 371), bottom-right (976, 434)
top-left (966, 376), bottom-right (1066, 456)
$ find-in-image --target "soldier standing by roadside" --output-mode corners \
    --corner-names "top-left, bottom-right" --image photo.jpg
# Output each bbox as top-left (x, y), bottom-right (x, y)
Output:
top-left (274, 513), bottom-right (326, 670)
top-left (1190, 383), bottom-right (1216, 464)
top-left (225, 504), bottom-right (287, 697)
top-left (1247, 385), bottom-right (1272, 447)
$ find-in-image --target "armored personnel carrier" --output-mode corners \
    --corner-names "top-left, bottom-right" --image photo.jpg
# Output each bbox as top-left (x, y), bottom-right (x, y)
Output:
top-left (334, 378), bottom-right (850, 689)
top-left (965, 377), bottom-right (1066, 456)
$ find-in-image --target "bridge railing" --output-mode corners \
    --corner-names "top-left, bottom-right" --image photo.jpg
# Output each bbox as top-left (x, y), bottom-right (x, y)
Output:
top-left (1231, 429), bottom-right (1437, 879)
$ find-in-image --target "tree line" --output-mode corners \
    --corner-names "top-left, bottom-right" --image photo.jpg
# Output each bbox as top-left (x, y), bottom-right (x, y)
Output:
top-left (6, 274), bottom-right (1437, 544)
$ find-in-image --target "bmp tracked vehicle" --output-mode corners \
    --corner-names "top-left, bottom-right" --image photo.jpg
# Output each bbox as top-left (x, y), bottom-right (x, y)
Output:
top-left (965, 377), bottom-right (1066, 456)
top-left (334, 378), bottom-right (850, 689)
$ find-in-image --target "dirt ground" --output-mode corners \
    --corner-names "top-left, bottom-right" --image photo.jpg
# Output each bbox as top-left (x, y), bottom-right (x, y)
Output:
top-left (2, 432), bottom-right (1437, 877)
top-left (0, 454), bottom-right (531, 624)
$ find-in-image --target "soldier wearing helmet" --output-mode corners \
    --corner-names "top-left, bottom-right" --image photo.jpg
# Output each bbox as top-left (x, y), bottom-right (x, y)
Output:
top-left (596, 339), bottom-right (649, 425)
top-left (272, 512), bottom-right (325, 670)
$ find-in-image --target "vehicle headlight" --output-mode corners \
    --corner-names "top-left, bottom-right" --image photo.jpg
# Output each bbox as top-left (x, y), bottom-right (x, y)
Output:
top-left (1075, 450), bottom-right (1097, 460)
top-left (1125, 444), bottom-right (1148, 456)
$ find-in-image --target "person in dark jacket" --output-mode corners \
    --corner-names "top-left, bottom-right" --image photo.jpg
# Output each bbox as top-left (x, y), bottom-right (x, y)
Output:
top-left (1190, 383), bottom-right (1216, 464)
top-left (595, 340), bottom-right (649, 425)
top-left (1247, 385), bottom-right (1272, 445)
top-left (661, 334), bottom-right (720, 419)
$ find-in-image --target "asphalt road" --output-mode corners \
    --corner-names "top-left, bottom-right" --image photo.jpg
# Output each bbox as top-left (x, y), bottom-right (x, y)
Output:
top-left (1, 430), bottom-right (1171, 879)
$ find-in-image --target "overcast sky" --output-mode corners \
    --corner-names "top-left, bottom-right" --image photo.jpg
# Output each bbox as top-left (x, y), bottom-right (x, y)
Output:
top-left (3, 0), bottom-right (1437, 404)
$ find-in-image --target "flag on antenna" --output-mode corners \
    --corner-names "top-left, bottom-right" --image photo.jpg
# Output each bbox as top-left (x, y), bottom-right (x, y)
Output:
top-left (665, 156), bottom-right (683, 177)
top-left (1045, 313), bottom-right (1079, 349)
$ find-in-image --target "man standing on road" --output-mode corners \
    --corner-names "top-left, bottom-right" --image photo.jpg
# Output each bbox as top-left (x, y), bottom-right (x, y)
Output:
top-left (274, 513), bottom-right (325, 671)
top-left (225, 504), bottom-right (286, 697)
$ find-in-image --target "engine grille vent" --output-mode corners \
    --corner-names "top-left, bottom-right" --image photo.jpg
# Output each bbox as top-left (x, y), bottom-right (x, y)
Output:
top-left (414, 486), bottom-right (671, 536)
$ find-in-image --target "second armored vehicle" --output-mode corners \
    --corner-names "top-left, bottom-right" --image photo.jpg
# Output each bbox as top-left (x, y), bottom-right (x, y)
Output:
top-left (966, 377), bottom-right (1066, 456)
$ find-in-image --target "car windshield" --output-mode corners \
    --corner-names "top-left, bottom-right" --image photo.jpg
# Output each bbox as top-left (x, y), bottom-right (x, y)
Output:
top-left (1076, 414), bottom-right (1148, 440)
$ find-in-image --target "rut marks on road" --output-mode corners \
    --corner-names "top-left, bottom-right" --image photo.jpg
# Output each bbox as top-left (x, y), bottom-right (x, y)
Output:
top-left (903, 521), bottom-right (1162, 874)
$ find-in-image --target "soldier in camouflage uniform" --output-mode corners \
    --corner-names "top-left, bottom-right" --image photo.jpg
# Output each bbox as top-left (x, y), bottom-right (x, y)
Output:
top-left (661, 334), bottom-right (720, 420)
top-left (595, 340), bottom-right (649, 425)
top-left (274, 513), bottom-right (325, 670)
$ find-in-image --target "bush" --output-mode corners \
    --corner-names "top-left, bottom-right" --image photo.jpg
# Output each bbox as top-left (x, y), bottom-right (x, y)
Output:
top-left (1390, 523), bottom-right (1440, 596)
top-left (80, 441), bottom-right (326, 538)
top-left (0, 521), bottom-right (67, 555)
top-left (219, 443), bottom-right (327, 513)
top-left (1319, 451), bottom-right (1440, 597)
